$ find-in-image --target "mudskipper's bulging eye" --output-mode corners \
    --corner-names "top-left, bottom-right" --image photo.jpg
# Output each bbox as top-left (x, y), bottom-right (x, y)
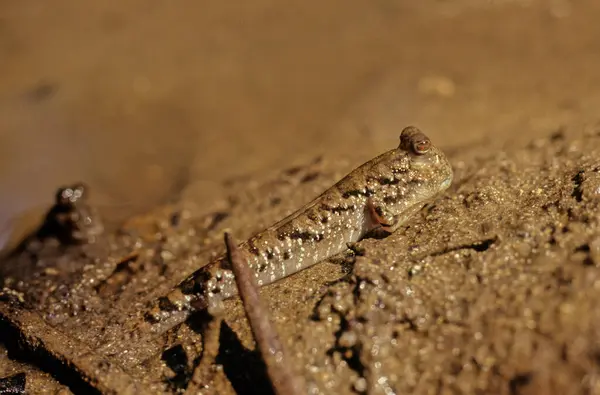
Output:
top-left (399, 126), bottom-right (432, 155)
top-left (412, 137), bottom-right (431, 155)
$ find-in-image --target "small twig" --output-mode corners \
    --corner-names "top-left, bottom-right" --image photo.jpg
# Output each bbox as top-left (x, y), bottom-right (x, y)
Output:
top-left (224, 232), bottom-right (306, 395)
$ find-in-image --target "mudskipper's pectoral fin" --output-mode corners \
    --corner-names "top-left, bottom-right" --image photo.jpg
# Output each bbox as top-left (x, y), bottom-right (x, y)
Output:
top-left (363, 198), bottom-right (399, 238)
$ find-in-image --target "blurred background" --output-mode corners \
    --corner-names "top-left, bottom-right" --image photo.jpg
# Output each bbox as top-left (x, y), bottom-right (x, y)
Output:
top-left (1, 0), bottom-right (599, 252)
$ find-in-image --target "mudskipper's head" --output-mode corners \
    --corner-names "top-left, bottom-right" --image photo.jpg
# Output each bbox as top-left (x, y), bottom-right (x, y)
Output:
top-left (398, 125), bottom-right (453, 194)
top-left (367, 126), bottom-right (453, 220)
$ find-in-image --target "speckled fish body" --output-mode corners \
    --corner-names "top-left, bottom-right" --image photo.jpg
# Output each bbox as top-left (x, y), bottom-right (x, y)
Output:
top-left (150, 126), bottom-right (453, 324)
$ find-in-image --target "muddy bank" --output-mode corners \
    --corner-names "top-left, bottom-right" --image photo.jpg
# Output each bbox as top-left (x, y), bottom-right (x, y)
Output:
top-left (1, 125), bottom-right (600, 394)
top-left (3, 1), bottom-right (600, 393)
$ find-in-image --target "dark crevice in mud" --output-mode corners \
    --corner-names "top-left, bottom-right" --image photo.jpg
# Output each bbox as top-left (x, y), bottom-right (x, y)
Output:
top-left (169, 211), bottom-right (182, 227)
top-left (214, 322), bottom-right (274, 395)
top-left (321, 269), bottom-right (355, 290)
top-left (340, 259), bottom-right (357, 276)
top-left (26, 81), bottom-right (58, 103)
top-left (0, 372), bottom-right (26, 394)
top-left (571, 170), bottom-right (585, 202)
top-left (430, 237), bottom-right (498, 257)
top-left (327, 315), bottom-right (366, 394)
top-left (574, 243), bottom-right (595, 266)
top-left (330, 248), bottom-right (360, 276)
top-left (362, 227), bottom-right (393, 240)
top-left (396, 317), bottom-right (420, 332)
top-left (300, 171), bottom-right (320, 184)
top-left (283, 165), bottom-right (304, 176)
top-left (351, 279), bottom-right (368, 311)
top-left (567, 207), bottom-right (591, 224)
top-left (310, 293), bottom-right (330, 321)
top-left (560, 343), bottom-right (569, 362)
top-left (508, 372), bottom-right (533, 395)
top-left (0, 292), bottom-right (26, 308)
top-left (95, 252), bottom-right (140, 296)
top-left (309, 272), bottom-right (365, 322)
top-left (310, 288), bottom-right (343, 321)
top-left (346, 242), bottom-right (367, 257)
top-left (591, 349), bottom-right (600, 367)
top-left (0, 317), bottom-right (101, 395)
top-left (261, 156), bottom-right (324, 189)
top-left (269, 196), bottom-right (282, 206)
top-left (162, 344), bottom-right (192, 391)
top-left (206, 211), bottom-right (230, 232)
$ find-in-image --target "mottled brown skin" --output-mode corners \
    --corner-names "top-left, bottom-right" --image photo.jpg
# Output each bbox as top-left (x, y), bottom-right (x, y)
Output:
top-left (146, 126), bottom-right (453, 331)
top-left (224, 232), bottom-right (306, 395)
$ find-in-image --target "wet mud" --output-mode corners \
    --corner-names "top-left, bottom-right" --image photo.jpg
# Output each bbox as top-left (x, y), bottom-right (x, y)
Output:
top-left (2, 1), bottom-right (600, 394)
top-left (2, 127), bottom-right (600, 394)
